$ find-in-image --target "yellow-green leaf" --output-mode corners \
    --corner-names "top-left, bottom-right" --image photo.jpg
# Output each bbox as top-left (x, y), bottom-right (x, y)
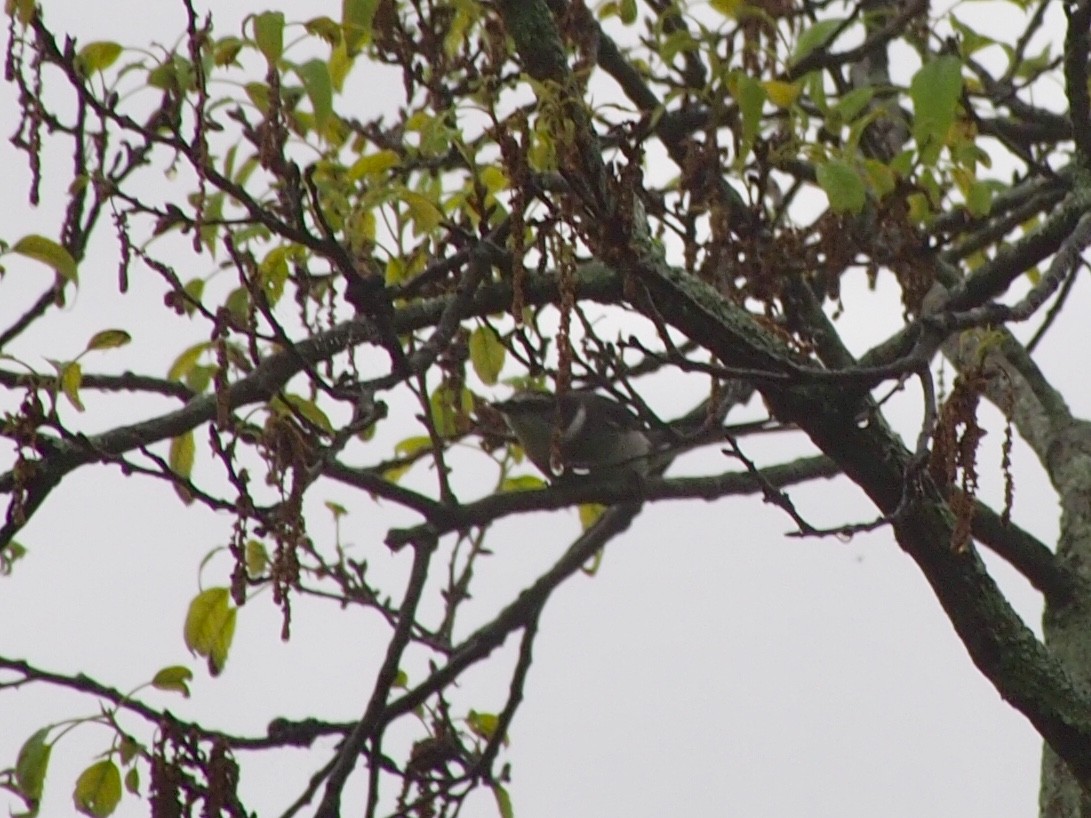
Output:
top-left (181, 278), bottom-right (205, 315)
top-left (252, 11), bottom-right (284, 64)
top-left (6, 0), bottom-right (36, 25)
top-left (325, 501), bottom-right (348, 518)
top-left (501, 474), bottom-right (547, 492)
top-left (12, 234), bottom-right (78, 284)
top-left (183, 587), bottom-right (237, 676)
top-left (862, 158), bottom-right (897, 198)
top-left (167, 342), bottom-right (209, 382)
top-left (711, 0), bottom-right (745, 14)
top-left (394, 435), bottom-right (434, 458)
top-left (61, 362), bottom-right (84, 412)
top-left (480, 165), bottom-right (508, 195)
top-left (169, 431), bottom-right (195, 480)
top-left (329, 41), bottom-right (354, 91)
top-left (123, 767), bottom-right (139, 796)
top-left (15, 728), bottom-right (52, 803)
top-left (85, 329), bottom-right (131, 352)
top-left (151, 665), bottom-right (193, 697)
top-left (401, 190), bottom-right (444, 235)
top-left (245, 539), bottom-right (269, 577)
top-left (348, 149), bottom-right (400, 180)
top-left (619, 0), bottom-right (637, 23)
top-left (274, 393), bottom-right (334, 435)
top-left (213, 37), bottom-right (243, 66)
top-left (382, 462), bottom-right (412, 483)
top-left (75, 41), bottom-right (122, 76)
top-left (305, 15), bottom-right (342, 45)
top-left (73, 759), bottom-right (122, 818)
top-left (582, 548), bottom-right (604, 576)
top-left (467, 710), bottom-right (503, 742)
top-left (761, 80), bottom-right (800, 108)
top-left (469, 325), bottom-right (505, 385)
top-left (578, 503), bottom-right (607, 530)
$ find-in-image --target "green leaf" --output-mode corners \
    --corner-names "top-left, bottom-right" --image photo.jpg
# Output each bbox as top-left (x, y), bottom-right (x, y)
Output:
top-left (117, 737), bottom-right (139, 766)
top-left (85, 329), bottom-right (131, 352)
top-left (950, 15), bottom-right (995, 57)
top-left (73, 759), bottom-right (122, 818)
top-left (730, 72), bottom-right (765, 162)
top-left (11, 234), bottom-right (78, 284)
top-left (342, 0), bottom-right (380, 55)
top-left (252, 11), bottom-right (284, 64)
top-left (862, 159), bottom-right (897, 199)
top-left (167, 342), bottom-right (209, 382)
top-left (181, 278), bottom-right (205, 315)
top-left (147, 56), bottom-right (194, 93)
top-left (123, 767), bottom-right (139, 796)
top-left (833, 87), bottom-right (875, 125)
top-left (183, 587), bottom-right (237, 676)
top-left (151, 665), bottom-right (193, 697)
top-left (469, 326), bottom-right (505, 385)
top-left (0, 538), bottom-right (28, 575)
top-left (492, 784), bottom-right (514, 818)
top-left (619, 0), bottom-right (637, 23)
top-left (791, 18), bottom-right (844, 66)
top-left (224, 286), bottom-right (250, 323)
top-left (429, 384), bottom-right (473, 437)
top-left (296, 59), bottom-right (333, 135)
top-left (75, 41), bottom-right (122, 76)
top-left (816, 159), bottom-right (867, 213)
top-left (966, 179), bottom-right (994, 217)
top-left (501, 474), bottom-right (547, 492)
top-left (910, 56), bottom-right (963, 162)
top-left (258, 245), bottom-right (297, 305)
top-left (15, 728), bottom-right (52, 804)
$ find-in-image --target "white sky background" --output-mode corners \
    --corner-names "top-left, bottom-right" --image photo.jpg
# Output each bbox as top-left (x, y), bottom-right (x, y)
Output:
top-left (0, 0), bottom-right (1079, 816)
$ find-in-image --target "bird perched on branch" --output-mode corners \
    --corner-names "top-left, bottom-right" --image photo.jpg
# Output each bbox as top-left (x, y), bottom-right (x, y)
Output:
top-left (491, 387), bottom-right (749, 479)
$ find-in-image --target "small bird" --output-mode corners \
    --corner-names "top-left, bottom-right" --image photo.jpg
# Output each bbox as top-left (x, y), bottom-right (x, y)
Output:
top-left (491, 389), bottom-right (667, 479)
